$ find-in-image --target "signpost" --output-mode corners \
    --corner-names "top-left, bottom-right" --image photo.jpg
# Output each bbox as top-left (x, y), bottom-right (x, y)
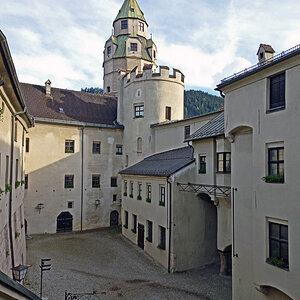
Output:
top-left (40, 258), bottom-right (51, 298)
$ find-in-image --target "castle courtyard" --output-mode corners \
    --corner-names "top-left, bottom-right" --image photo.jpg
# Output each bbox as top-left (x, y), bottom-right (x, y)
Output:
top-left (25, 228), bottom-right (231, 300)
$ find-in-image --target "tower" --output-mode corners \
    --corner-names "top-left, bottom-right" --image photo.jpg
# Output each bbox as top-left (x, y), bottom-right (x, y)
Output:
top-left (103, 0), bottom-right (157, 95)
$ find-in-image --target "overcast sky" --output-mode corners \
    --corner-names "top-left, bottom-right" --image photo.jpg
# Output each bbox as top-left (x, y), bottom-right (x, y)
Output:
top-left (1, 0), bottom-right (300, 94)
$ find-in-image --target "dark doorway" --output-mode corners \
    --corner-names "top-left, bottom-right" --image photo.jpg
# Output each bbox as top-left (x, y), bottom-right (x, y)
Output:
top-left (110, 210), bottom-right (119, 226)
top-left (57, 212), bottom-right (73, 233)
top-left (138, 224), bottom-right (144, 249)
top-left (24, 219), bottom-right (27, 235)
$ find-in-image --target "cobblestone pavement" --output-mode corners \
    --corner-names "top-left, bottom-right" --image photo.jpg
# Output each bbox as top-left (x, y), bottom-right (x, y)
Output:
top-left (25, 227), bottom-right (231, 300)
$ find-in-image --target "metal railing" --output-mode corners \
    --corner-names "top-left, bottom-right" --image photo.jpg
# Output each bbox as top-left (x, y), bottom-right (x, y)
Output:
top-left (220, 44), bottom-right (300, 84)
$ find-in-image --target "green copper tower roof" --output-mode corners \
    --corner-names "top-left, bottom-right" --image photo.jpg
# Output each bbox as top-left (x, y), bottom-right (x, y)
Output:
top-left (114, 0), bottom-right (147, 24)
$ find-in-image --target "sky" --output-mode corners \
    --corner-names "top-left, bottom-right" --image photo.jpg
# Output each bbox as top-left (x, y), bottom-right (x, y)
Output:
top-left (1, 0), bottom-right (300, 95)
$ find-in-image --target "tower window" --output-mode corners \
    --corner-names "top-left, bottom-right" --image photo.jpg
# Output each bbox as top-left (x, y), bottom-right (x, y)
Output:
top-left (121, 20), bottom-right (128, 29)
top-left (130, 43), bottom-right (138, 52)
top-left (107, 86), bottom-right (111, 93)
top-left (138, 22), bottom-right (144, 32)
top-left (135, 105), bottom-right (144, 118)
top-left (107, 46), bottom-right (111, 56)
top-left (165, 106), bottom-right (171, 121)
top-left (153, 50), bottom-right (156, 59)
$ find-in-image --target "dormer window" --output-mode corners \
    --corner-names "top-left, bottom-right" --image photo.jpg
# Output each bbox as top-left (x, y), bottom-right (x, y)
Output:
top-left (138, 22), bottom-right (144, 32)
top-left (121, 20), bottom-right (128, 29)
top-left (130, 43), bottom-right (138, 52)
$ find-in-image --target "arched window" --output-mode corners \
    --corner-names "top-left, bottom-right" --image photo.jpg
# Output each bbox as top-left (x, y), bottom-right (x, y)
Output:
top-left (137, 137), bottom-right (142, 153)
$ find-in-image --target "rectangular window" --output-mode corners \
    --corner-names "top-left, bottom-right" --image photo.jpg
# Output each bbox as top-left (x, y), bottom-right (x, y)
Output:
top-left (130, 43), bottom-right (138, 52)
top-left (267, 147), bottom-right (284, 182)
top-left (184, 125), bottom-right (190, 139)
top-left (199, 155), bottom-right (206, 174)
top-left (65, 140), bottom-right (74, 153)
top-left (68, 201), bottom-right (73, 209)
top-left (130, 182), bottom-right (134, 197)
top-left (92, 141), bottom-right (101, 154)
top-left (107, 46), bottom-right (111, 56)
top-left (124, 211), bottom-right (128, 228)
top-left (147, 184), bottom-right (151, 202)
top-left (159, 185), bottom-right (165, 206)
top-left (111, 177), bottom-right (117, 187)
top-left (165, 106), bottom-right (171, 121)
top-left (138, 21), bottom-right (144, 32)
top-left (14, 122), bottom-right (17, 142)
top-left (135, 105), bottom-right (144, 117)
top-left (121, 20), bottom-right (128, 29)
top-left (92, 175), bottom-right (100, 188)
top-left (113, 194), bottom-right (117, 202)
top-left (25, 138), bottom-right (30, 152)
top-left (137, 183), bottom-right (142, 200)
top-left (116, 145), bottom-right (123, 155)
top-left (268, 222), bottom-right (289, 269)
top-left (269, 73), bottom-right (285, 110)
top-left (159, 226), bottom-right (166, 250)
top-left (124, 181), bottom-right (128, 196)
top-left (5, 155), bottom-right (9, 185)
top-left (147, 220), bottom-right (153, 242)
top-left (65, 175), bottom-right (74, 188)
top-left (132, 214), bottom-right (137, 233)
top-left (25, 174), bottom-right (28, 190)
top-left (217, 152), bottom-right (231, 173)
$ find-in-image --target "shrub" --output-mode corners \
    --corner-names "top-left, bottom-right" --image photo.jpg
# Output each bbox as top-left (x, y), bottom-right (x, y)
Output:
top-left (262, 175), bottom-right (284, 183)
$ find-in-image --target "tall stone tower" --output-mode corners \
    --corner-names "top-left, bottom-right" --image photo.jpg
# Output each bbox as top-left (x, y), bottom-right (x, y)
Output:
top-left (103, 0), bottom-right (157, 95)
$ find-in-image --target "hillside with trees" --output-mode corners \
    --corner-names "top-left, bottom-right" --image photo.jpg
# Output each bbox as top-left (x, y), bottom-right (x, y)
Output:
top-left (81, 87), bottom-right (223, 118)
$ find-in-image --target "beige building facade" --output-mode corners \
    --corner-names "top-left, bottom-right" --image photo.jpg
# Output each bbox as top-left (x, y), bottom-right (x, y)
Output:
top-left (217, 44), bottom-right (300, 299)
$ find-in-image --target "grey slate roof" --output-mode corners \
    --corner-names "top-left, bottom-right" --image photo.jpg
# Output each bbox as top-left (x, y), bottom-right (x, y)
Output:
top-left (120, 146), bottom-right (195, 177)
top-left (0, 270), bottom-right (41, 300)
top-left (185, 111), bottom-right (224, 142)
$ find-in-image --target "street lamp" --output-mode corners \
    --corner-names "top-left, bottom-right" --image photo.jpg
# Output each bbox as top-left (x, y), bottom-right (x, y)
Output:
top-left (11, 264), bottom-right (31, 282)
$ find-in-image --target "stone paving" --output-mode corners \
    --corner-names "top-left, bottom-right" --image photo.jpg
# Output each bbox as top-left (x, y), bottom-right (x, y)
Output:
top-left (25, 227), bottom-right (231, 300)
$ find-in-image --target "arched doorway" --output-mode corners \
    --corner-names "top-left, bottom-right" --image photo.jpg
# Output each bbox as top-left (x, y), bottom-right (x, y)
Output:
top-left (57, 212), bottom-right (73, 233)
top-left (110, 210), bottom-right (119, 227)
top-left (257, 286), bottom-right (293, 300)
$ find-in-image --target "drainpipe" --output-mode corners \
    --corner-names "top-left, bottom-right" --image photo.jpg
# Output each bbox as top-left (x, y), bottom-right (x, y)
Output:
top-left (9, 108), bottom-right (27, 274)
top-left (167, 176), bottom-right (172, 273)
top-left (80, 127), bottom-right (84, 231)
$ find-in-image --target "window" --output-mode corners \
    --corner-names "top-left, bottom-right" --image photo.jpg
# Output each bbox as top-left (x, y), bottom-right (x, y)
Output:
top-left (267, 147), bottom-right (284, 182)
top-left (159, 185), bottom-right (165, 206)
top-left (121, 20), bottom-right (128, 29)
top-left (25, 138), bottom-right (30, 152)
top-left (138, 21), bottom-right (144, 32)
top-left (130, 182), bottom-right (134, 197)
top-left (124, 181), bottom-right (128, 196)
top-left (147, 184), bottom-right (151, 202)
top-left (116, 145), bottom-right (123, 155)
top-left (132, 214), bottom-right (137, 233)
top-left (65, 140), bottom-right (74, 153)
top-left (158, 226), bottom-right (166, 250)
top-left (269, 73), bottom-right (285, 110)
top-left (92, 175), bottom-right (100, 188)
top-left (107, 86), bottom-right (111, 93)
top-left (113, 194), bottom-right (117, 202)
top-left (147, 220), bottom-right (153, 242)
top-left (135, 105), bottom-right (144, 117)
top-left (25, 174), bottom-right (28, 190)
top-left (137, 137), bottom-right (142, 153)
top-left (184, 125), bottom-right (190, 139)
top-left (92, 142), bottom-right (101, 154)
top-left (5, 155), bottom-right (9, 185)
top-left (217, 153), bottom-right (231, 173)
top-left (199, 155), bottom-right (206, 174)
top-left (68, 201), bottom-right (73, 209)
top-left (138, 183), bottom-right (142, 200)
top-left (130, 43), bottom-right (138, 52)
top-left (111, 177), bottom-right (117, 187)
top-left (107, 46), bottom-right (111, 56)
top-left (124, 211), bottom-right (128, 228)
top-left (14, 122), bottom-right (17, 142)
top-left (153, 50), bottom-right (156, 59)
top-left (125, 155), bottom-right (128, 167)
top-left (65, 175), bottom-right (74, 188)
top-left (15, 159), bottom-right (18, 183)
top-left (268, 222), bottom-right (288, 269)
top-left (165, 106), bottom-right (171, 121)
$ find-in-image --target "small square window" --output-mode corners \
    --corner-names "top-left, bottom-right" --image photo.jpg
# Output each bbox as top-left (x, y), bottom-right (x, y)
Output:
top-left (65, 175), bottom-right (74, 188)
top-left (116, 145), bottom-right (123, 155)
top-left (130, 43), bottom-right (138, 52)
top-left (92, 175), bottom-right (100, 188)
top-left (135, 105), bottom-right (144, 118)
top-left (111, 177), bottom-right (117, 187)
top-left (121, 20), bottom-right (128, 29)
top-left (93, 142), bottom-right (101, 154)
top-left (65, 140), bottom-right (74, 153)
top-left (68, 201), bottom-right (73, 209)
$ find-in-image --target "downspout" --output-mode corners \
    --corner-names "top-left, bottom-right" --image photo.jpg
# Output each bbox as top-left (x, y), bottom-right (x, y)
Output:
top-left (167, 176), bottom-right (172, 273)
top-left (80, 127), bottom-right (84, 231)
top-left (213, 137), bottom-right (217, 196)
top-left (9, 107), bottom-right (27, 273)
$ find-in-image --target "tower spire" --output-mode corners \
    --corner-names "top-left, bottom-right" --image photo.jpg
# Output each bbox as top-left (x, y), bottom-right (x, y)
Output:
top-left (114, 0), bottom-right (147, 24)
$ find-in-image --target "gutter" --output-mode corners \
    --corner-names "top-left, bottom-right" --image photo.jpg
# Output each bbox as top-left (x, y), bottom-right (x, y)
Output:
top-left (80, 127), bottom-right (84, 231)
top-left (9, 108), bottom-right (27, 275)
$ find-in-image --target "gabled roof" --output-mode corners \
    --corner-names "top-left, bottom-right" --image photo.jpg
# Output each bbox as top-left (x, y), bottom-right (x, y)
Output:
top-left (114, 0), bottom-right (147, 24)
top-left (185, 111), bottom-right (224, 142)
top-left (257, 44), bottom-right (275, 55)
top-left (120, 146), bottom-right (195, 177)
top-left (20, 83), bottom-right (122, 128)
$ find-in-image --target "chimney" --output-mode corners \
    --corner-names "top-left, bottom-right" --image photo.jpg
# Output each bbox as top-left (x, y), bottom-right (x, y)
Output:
top-left (257, 44), bottom-right (275, 64)
top-left (45, 79), bottom-right (52, 96)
